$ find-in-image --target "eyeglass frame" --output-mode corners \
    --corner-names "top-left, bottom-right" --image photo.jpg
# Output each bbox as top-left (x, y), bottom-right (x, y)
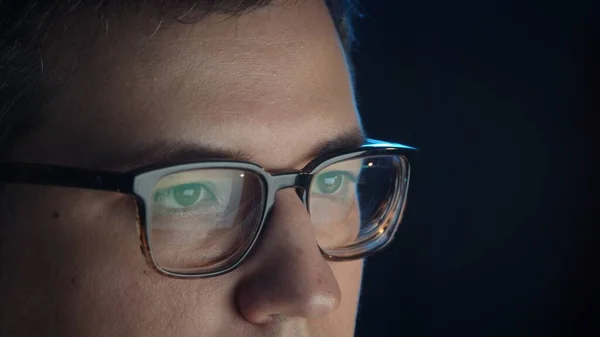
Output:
top-left (0, 138), bottom-right (417, 278)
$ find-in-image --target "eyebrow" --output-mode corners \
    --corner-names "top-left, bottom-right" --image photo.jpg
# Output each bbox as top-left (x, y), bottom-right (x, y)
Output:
top-left (303, 127), bottom-right (366, 162)
top-left (100, 128), bottom-right (366, 172)
top-left (100, 142), bottom-right (253, 172)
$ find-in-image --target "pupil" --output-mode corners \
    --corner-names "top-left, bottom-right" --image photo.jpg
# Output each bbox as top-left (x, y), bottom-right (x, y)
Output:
top-left (173, 183), bottom-right (202, 206)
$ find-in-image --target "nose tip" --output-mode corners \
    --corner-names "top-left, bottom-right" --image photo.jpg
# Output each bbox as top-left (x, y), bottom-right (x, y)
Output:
top-left (302, 291), bottom-right (342, 318)
top-left (236, 266), bottom-right (342, 324)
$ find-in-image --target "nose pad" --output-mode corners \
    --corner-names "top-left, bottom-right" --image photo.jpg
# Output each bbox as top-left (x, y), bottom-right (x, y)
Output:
top-left (291, 172), bottom-right (312, 201)
top-left (295, 187), bottom-right (306, 201)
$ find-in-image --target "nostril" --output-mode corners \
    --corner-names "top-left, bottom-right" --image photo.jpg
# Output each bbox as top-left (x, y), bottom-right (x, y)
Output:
top-left (270, 314), bottom-right (287, 324)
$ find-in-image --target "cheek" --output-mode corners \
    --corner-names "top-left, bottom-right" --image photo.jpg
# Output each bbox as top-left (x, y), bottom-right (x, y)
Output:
top-left (311, 259), bottom-right (364, 336)
top-left (0, 186), bottom-right (135, 283)
top-left (312, 198), bottom-right (361, 248)
top-left (332, 259), bottom-right (364, 313)
top-left (0, 186), bottom-right (237, 336)
top-left (0, 186), bottom-right (142, 334)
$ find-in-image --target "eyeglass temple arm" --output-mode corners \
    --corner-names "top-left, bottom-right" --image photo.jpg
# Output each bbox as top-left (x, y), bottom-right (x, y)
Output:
top-left (365, 138), bottom-right (419, 151)
top-left (0, 163), bottom-right (133, 193)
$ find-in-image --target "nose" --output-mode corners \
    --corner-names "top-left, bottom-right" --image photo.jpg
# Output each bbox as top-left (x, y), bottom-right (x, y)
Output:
top-left (235, 189), bottom-right (342, 324)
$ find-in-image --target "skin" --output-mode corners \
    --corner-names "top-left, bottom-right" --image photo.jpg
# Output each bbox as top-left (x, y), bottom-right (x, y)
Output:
top-left (0, 0), bottom-right (365, 336)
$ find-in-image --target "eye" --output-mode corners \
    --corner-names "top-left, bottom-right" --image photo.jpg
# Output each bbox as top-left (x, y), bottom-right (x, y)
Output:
top-left (313, 171), bottom-right (354, 195)
top-left (154, 183), bottom-right (217, 209)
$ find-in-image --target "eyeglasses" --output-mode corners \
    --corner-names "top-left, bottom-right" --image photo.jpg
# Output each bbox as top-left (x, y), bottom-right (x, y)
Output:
top-left (0, 139), bottom-right (416, 278)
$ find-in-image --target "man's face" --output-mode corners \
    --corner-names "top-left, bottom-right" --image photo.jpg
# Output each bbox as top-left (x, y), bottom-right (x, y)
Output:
top-left (0, 0), bottom-right (364, 336)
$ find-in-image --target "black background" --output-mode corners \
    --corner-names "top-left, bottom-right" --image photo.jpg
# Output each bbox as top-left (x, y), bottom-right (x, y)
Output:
top-left (352, 1), bottom-right (598, 336)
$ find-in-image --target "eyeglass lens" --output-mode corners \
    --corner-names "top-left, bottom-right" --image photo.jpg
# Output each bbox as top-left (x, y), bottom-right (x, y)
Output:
top-left (147, 155), bottom-right (406, 275)
top-left (308, 155), bottom-right (406, 258)
top-left (148, 169), bottom-right (265, 274)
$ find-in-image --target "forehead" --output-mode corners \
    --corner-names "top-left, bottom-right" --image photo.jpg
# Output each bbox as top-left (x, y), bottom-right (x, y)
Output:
top-left (12, 0), bottom-right (362, 171)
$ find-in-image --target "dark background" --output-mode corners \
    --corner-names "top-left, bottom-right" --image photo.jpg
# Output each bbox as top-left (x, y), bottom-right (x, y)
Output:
top-left (352, 1), bottom-right (598, 336)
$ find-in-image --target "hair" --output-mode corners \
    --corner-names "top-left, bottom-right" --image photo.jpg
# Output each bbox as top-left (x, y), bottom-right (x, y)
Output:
top-left (0, 0), bottom-right (359, 158)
